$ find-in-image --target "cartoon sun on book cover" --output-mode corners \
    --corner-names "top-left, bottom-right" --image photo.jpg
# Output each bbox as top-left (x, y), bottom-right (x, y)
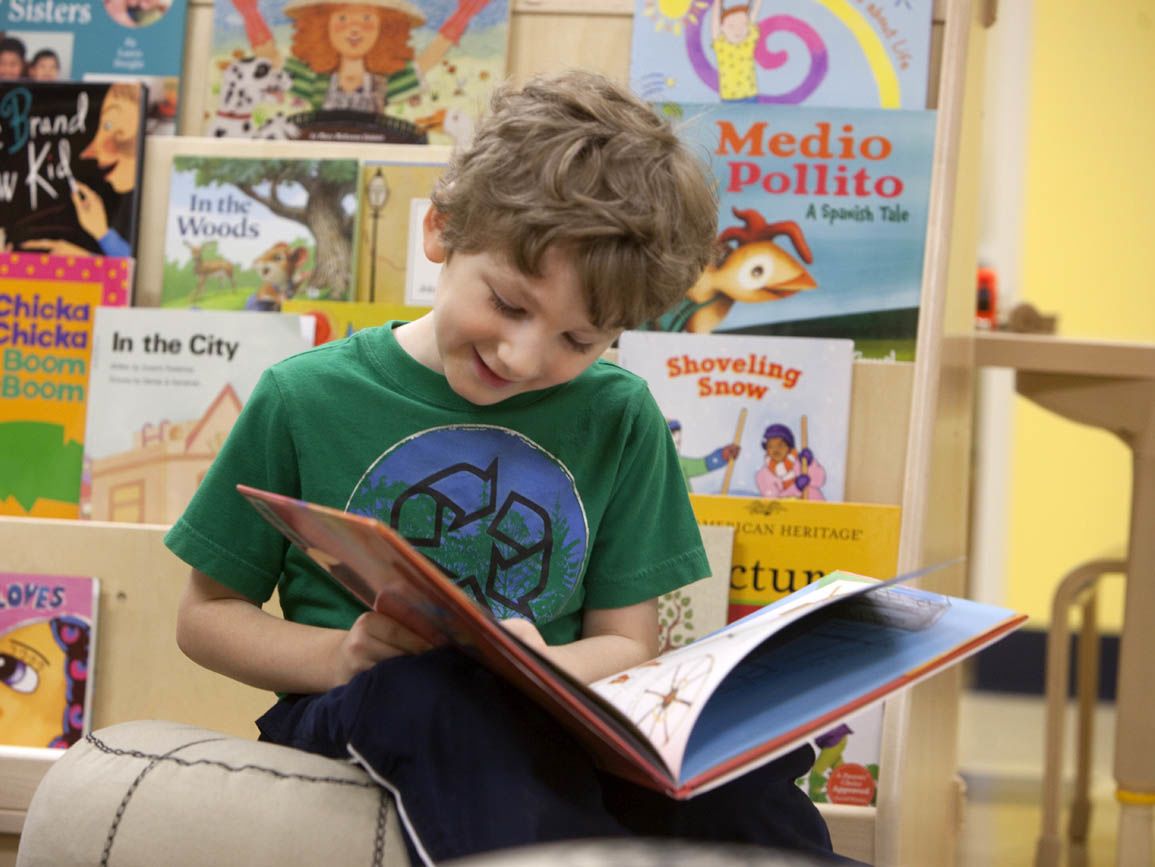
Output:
top-left (619, 331), bottom-right (853, 500)
top-left (0, 572), bottom-right (98, 749)
top-left (0, 253), bottom-right (131, 518)
top-left (356, 159), bottom-right (446, 304)
top-left (161, 156), bottom-right (360, 311)
top-left (203, 0), bottom-right (510, 146)
top-left (0, 81), bottom-right (147, 257)
top-left (81, 307), bottom-right (315, 523)
top-left (651, 102), bottom-right (935, 360)
top-left (629, 0), bottom-right (933, 109)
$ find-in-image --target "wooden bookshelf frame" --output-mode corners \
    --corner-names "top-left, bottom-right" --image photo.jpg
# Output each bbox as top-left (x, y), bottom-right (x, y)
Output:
top-left (2, 2), bottom-right (985, 865)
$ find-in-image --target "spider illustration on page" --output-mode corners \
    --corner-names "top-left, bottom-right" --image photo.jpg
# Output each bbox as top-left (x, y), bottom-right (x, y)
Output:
top-left (629, 655), bottom-right (714, 746)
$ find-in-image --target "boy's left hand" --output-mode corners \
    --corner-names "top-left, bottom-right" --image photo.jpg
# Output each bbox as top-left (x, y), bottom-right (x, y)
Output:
top-left (501, 617), bottom-right (548, 654)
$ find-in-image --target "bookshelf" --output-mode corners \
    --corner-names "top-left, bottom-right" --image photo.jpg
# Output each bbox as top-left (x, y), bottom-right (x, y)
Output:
top-left (1, 1), bottom-right (986, 865)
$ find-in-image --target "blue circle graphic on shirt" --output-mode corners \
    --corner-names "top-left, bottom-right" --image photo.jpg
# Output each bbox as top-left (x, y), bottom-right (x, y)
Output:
top-left (346, 425), bottom-right (589, 623)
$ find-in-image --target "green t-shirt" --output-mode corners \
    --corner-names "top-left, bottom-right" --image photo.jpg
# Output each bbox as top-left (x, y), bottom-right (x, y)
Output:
top-left (164, 323), bottom-right (709, 646)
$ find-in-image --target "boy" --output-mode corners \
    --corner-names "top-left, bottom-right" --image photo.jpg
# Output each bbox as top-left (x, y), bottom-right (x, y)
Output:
top-left (167, 70), bottom-right (835, 864)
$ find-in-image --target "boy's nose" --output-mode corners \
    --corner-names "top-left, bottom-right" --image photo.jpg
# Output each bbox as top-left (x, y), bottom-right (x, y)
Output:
top-left (494, 331), bottom-right (545, 382)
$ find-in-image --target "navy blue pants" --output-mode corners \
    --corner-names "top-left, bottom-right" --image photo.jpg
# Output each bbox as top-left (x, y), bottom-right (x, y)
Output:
top-left (257, 647), bottom-right (841, 865)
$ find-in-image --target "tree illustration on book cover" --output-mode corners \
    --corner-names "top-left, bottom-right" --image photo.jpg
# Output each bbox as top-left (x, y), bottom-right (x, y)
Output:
top-left (0, 573), bottom-right (97, 749)
top-left (629, 0), bottom-right (933, 109)
top-left (161, 156), bottom-right (359, 310)
top-left (203, 0), bottom-right (510, 146)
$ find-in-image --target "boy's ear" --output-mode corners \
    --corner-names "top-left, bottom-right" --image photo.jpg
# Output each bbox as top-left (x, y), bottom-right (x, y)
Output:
top-left (422, 206), bottom-right (449, 264)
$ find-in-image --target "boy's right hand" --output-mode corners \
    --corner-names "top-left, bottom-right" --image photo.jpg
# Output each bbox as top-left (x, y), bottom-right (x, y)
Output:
top-left (333, 611), bottom-right (435, 685)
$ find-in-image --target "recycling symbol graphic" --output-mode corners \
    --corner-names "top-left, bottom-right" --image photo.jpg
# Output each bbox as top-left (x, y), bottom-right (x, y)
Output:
top-left (347, 426), bottom-right (588, 623)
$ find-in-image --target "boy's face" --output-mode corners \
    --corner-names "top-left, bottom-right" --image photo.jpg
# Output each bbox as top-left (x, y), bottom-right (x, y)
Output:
top-left (417, 210), bottom-right (620, 407)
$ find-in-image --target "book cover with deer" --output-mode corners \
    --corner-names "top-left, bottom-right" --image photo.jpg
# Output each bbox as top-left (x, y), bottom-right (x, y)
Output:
top-left (629, 0), bottom-right (932, 109)
top-left (618, 330), bottom-right (852, 501)
top-left (0, 81), bottom-right (147, 258)
top-left (201, 0), bottom-right (510, 146)
top-left (0, 252), bottom-right (132, 519)
top-left (160, 155), bottom-right (360, 311)
top-left (80, 307), bottom-right (315, 523)
top-left (650, 103), bottom-right (935, 360)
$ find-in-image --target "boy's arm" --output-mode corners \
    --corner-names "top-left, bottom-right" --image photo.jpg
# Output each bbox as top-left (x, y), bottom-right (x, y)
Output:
top-left (503, 598), bottom-right (659, 684)
top-left (177, 569), bottom-right (431, 694)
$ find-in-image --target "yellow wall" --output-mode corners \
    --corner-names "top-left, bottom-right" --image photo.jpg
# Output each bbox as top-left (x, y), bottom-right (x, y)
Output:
top-left (1007, 1), bottom-right (1155, 627)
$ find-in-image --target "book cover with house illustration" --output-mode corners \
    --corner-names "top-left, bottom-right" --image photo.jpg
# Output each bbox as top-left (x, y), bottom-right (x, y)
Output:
top-left (0, 252), bottom-right (132, 519)
top-left (160, 155), bottom-right (360, 311)
top-left (355, 158), bottom-right (446, 305)
top-left (0, 0), bottom-right (189, 135)
top-left (690, 493), bottom-right (902, 805)
top-left (629, 0), bottom-right (932, 109)
top-left (654, 102), bottom-right (935, 360)
top-left (0, 81), bottom-right (146, 257)
top-left (0, 571), bottom-right (98, 749)
top-left (618, 330), bottom-right (853, 500)
top-left (202, 0), bottom-right (510, 147)
top-left (80, 307), bottom-right (314, 523)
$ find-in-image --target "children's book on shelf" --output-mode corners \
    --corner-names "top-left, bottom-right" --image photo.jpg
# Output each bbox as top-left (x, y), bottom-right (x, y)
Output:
top-left (80, 308), bottom-right (315, 523)
top-left (629, 0), bottom-right (933, 109)
top-left (202, 0), bottom-right (510, 146)
top-left (355, 159), bottom-right (446, 304)
top-left (0, 0), bottom-right (188, 134)
top-left (618, 330), bottom-right (853, 500)
top-left (160, 155), bottom-right (360, 311)
top-left (658, 524), bottom-right (733, 655)
top-left (0, 571), bottom-right (98, 749)
top-left (237, 483), bottom-right (1027, 799)
top-left (691, 493), bottom-right (902, 805)
top-left (0, 81), bottom-right (147, 257)
top-left (281, 299), bottom-right (427, 344)
top-left (0, 253), bottom-right (132, 518)
top-left (653, 103), bottom-right (935, 360)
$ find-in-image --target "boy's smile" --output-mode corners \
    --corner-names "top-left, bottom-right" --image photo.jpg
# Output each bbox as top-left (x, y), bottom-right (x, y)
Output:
top-left (396, 209), bottom-right (621, 406)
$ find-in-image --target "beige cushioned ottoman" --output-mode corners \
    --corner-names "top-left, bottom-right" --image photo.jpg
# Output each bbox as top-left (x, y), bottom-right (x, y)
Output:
top-left (17, 720), bottom-right (410, 867)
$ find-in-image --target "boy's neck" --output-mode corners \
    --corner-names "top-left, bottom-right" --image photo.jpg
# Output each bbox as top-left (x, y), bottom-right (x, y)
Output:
top-left (393, 314), bottom-right (444, 374)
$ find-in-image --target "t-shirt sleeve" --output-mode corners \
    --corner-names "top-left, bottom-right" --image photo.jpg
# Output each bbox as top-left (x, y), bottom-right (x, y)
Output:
top-left (163, 367), bottom-right (301, 604)
top-left (582, 385), bottom-right (710, 610)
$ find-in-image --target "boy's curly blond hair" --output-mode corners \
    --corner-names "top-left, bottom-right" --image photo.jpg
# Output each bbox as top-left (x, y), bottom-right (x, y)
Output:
top-left (431, 70), bottom-right (718, 331)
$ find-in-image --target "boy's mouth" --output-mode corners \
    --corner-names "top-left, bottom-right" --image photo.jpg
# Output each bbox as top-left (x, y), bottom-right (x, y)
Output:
top-left (472, 348), bottom-right (513, 389)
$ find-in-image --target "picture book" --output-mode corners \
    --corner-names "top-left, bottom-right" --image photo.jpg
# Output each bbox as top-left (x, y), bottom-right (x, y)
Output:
top-left (691, 493), bottom-right (902, 805)
top-left (0, 0), bottom-right (188, 134)
top-left (0, 81), bottom-right (147, 257)
top-left (0, 252), bottom-right (132, 518)
top-left (80, 307), bottom-right (315, 523)
top-left (658, 524), bottom-right (733, 654)
top-left (355, 159), bottom-right (446, 304)
top-left (237, 483), bottom-right (1027, 799)
top-left (202, 0), bottom-right (511, 146)
top-left (618, 331), bottom-right (853, 500)
top-left (281, 298), bottom-right (427, 344)
top-left (629, 0), bottom-right (933, 109)
top-left (0, 572), bottom-right (98, 749)
top-left (160, 156), bottom-right (360, 311)
top-left (654, 103), bottom-right (935, 360)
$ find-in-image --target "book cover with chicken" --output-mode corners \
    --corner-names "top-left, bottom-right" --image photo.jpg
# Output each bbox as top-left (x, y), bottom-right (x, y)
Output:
top-left (160, 155), bottom-right (359, 311)
top-left (654, 102), bottom-right (935, 360)
top-left (201, 0), bottom-right (509, 146)
top-left (618, 330), bottom-right (853, 500)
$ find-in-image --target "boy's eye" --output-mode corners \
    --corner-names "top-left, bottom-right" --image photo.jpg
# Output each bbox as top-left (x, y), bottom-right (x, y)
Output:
top-left (564, 334), bottom-right (594, 354)
top-left (489, 291), bottom-right (524, 318)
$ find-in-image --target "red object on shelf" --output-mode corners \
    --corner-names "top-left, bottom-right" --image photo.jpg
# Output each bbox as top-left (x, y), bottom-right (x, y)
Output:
top-left (976, 266), bottom-right (998, 329)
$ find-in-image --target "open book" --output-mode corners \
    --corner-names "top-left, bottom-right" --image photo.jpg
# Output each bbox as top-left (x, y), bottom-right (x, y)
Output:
top-left (238, 484), bottom-right (1026, 800)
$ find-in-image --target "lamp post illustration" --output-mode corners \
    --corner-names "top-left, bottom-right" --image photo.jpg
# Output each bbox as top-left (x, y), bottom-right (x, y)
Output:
top-left (366, 168), bottom-right (389, 302)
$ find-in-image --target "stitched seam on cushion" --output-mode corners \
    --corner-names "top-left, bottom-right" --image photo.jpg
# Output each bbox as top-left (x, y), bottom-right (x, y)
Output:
top-left (86, 731), bottom-right (378, 789)
top-left (373, 788), bottom-right (389, 867)
top-left (99, 736), bottom-right (224, 867)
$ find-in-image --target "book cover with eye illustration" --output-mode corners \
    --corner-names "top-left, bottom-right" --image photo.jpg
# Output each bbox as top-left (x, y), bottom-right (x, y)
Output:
top-left (629, 0), bottom-right (933, 109)
top-left (0, 81), bottom-right (147, 259)
top-left (0, 572), bottom-right (99, 749)
top-left (652, 101), bottom-right (935, 360)
top-left (160, 155), bottom-right (360, 311)
top-left (202, 0), bottom-right (510, 146)
top-left (0, 252), bottom-right (132, 519)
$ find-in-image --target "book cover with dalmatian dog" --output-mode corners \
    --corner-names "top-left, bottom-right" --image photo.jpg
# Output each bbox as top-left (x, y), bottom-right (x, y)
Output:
top-left (160, 154), bottom-right (360, 311)
top-left (203, 0), bottom-right (510, 146)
